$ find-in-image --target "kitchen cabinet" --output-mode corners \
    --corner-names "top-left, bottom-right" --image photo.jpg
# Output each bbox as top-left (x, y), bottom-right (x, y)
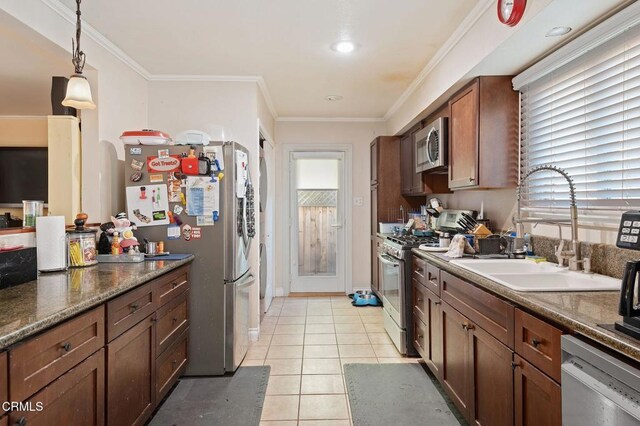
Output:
top-left (400, 133), bottom-right (414, 195)
top-left (0, 415), bottom-right (6, 426)
top-left (9, 349), bottom-right (105, 426)
top-left (441, 301), bottom-right (471, 417)
top-left (0, 352), bottom-right (6, 414)
top-left (414, 254), bottom-right (562, 426)
top-left (514, 355), bottom-right (561, 426)
top-left (448, 76), bottom-right (518, 190)
top-left (107, 315), bottom-right (156, 426)
top-left (469, 324), bottom-right (514, 426)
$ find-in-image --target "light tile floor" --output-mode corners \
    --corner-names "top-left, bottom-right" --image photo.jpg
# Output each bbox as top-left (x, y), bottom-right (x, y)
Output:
top-left (243, 296), bottom-right (419, 426)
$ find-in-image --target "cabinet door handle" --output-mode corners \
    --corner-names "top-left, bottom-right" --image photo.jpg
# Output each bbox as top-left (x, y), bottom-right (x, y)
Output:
top-left (172, 316), bottom-right (179, 324)
top-left (416, 297), bottom-right (423, 302)
top-left (417, 334), bottom-right (423, 340)
top-left (15, 417), bottom-right (27, 426)
top-left (469, 177), bottom-right (476, 183)
top-left (511, 361), bottom-right (520, 370)
top-left (531, 338), bottom-right (541, 348)
top-left (434, 301), bottom-right (442, 305)
top-left (61, 342), bottom-right (72, 352)
top-left (462, 322), bottom-right (475, 331)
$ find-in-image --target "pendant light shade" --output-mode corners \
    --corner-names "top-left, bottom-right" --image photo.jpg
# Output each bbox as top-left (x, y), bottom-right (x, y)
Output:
top-left (62, 0), bottom-right (95, 110)
top-left (62, 74), bottom-right (95, 110)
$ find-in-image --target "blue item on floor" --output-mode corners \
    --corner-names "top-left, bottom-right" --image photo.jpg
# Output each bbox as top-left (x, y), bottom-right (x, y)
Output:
top-left (350, 291), bottom-right (382, 306)
top-left (145, 253), bottom-right (193, 261)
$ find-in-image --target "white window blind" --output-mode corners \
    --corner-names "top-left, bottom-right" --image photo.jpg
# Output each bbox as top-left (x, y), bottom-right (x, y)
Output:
top-left (518, 19), bottom-right (640, 222)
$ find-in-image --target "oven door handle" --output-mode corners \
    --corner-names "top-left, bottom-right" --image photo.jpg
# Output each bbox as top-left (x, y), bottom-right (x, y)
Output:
top-left (378, 253), bottom-right (399, 267)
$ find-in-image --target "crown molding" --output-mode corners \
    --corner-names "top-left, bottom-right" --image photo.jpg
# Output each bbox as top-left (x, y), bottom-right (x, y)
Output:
top-left (513, 1), bottom-right (640, 89)
top-left (40, 0), bottom-right (152, 79)
top-left (276, 116), bottom-right (385, 123)
top-left (383, 0), bottom-right (494, 121)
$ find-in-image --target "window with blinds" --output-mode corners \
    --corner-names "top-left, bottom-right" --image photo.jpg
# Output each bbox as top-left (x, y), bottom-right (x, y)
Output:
top-left (519, 22), bottom-right (640, 222)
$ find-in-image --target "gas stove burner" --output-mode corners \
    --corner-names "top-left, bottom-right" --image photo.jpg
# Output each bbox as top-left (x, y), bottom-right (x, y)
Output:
top-left (387, 235), bottom-right (439, 248)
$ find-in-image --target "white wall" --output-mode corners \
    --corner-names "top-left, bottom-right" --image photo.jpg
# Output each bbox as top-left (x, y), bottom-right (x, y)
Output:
top-left (274, 120), bottom-right (387, 295)
top-left (147, 79), bottom-right (263, 331)
top-left (0, 2), bottom-right (149, 223)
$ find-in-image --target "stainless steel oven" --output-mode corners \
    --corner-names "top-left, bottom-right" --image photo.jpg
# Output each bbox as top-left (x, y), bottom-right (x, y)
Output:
top-left (378, 241), bottom-right (409, 355)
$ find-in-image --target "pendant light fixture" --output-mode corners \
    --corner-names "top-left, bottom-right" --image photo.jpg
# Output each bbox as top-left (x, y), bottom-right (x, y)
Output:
top-left (62, 0), bottom-right (95, 110)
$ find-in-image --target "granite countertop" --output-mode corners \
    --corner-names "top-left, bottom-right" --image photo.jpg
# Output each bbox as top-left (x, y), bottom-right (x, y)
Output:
top-left (0, 256), bottom-right (194, 350)
top-left (411, 249), bottom-right (640, 362)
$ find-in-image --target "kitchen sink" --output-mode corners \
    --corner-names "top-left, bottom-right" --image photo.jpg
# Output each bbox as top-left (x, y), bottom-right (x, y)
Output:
top-left (449, 259), bottom-right (621, 292)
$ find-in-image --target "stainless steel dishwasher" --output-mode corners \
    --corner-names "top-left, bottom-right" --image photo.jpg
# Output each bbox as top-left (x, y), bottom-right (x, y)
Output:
top-left (562, 335), bottom-right (640, 425)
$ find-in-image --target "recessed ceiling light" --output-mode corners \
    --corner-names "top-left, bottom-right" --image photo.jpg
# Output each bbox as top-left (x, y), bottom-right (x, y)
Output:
top-left (331, 41), bottom-right (356, 54)
top-left (325, 95), bottom-right (343, 101)
top-left (546, 26), bottom-right (572, 37)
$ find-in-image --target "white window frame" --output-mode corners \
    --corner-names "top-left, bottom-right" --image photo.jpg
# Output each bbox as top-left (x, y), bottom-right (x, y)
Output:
top-left (513, 2), bottom-right (640, 228)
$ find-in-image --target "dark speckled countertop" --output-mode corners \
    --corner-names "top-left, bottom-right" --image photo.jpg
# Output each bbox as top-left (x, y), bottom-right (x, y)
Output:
top-left (0, 256), bottom-right (194, 350)
top-left (411, 249), bottom-right (640, 363)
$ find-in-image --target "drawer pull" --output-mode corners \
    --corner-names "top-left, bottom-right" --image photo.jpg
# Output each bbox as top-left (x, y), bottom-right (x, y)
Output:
top-left (462, 322), bottom-right (475, 331)
top-left (61, 342), bottom-right (72, 352)
top-left (531, 338), bottom-right (541, 348)
top-left (172, 282), bottom-right (179, 288)
top-left (434, 301), bottom-right (441, 305)
top-left (15, 417), bottom-right (27, 426)
top-left (172, 316), bottom-right (178, 324)
top-left (130, 303), bottom-right (139, 312)
top-left (416, 297), bottom-right (423, 302)
top-left (172, 359), bottom-right (178, 370)
top-left (417, 334), bottom-right (423, 339)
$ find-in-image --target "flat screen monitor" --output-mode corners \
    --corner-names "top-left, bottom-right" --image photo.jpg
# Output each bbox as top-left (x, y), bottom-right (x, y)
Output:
top-left (0, 147), bottom-right (48, 207)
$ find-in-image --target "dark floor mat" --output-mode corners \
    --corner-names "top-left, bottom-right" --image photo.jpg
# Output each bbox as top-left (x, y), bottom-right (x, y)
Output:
top-left (344, 362), bottom-right (466, 426)
top-left (149, 366), bottom-right (270, 426)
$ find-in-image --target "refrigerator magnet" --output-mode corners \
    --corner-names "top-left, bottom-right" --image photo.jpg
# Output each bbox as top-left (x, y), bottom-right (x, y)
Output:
top-left (167, 224), bottom-right (180, 240)
top-left (149, 173), bottom-right (164, 183)
top-left (152, 210), bottom-right (167, 221)
top-left (130, 171), bottom-right (143, 182)
top-left (182, 224), bottom-right (192, 241)
top-left (192, 227), bottom-right (202, 239)
top-left (131, 159), bottom-right (144, 171)
top-left (196, 215), bottom-right (214, 226)
top-left (173, 205), bottom-right (184, 215)
top-left (147, 155), bottom-right (181, 173)
top-left (129, 147), bottom-right (142, 155)
top-left (158, 148), bottom-right (170, 158)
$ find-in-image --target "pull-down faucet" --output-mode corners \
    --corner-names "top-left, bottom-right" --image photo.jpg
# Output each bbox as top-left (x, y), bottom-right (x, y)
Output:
top-left (514, 165), bottom-right (584, 271)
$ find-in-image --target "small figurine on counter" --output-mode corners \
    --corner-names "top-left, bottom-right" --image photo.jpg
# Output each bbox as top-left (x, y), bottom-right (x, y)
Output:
top-left (97, 212), bottom-right (141, 255)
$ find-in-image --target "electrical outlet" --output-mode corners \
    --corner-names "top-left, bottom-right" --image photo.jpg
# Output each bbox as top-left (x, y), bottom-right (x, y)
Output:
top-left (353, 197), bottom-right (364, 206)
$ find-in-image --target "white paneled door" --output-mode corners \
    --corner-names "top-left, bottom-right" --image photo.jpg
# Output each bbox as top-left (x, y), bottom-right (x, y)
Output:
top-left (290, 151), bottom-right (346, 293)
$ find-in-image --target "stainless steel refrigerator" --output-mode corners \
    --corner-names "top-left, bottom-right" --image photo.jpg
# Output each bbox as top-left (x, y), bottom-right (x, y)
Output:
top-left (124, 141), bottom-right (255, 375)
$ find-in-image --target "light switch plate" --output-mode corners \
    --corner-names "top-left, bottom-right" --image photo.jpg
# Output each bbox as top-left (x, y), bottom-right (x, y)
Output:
top-left (353, 197), bottom-right (364, 206)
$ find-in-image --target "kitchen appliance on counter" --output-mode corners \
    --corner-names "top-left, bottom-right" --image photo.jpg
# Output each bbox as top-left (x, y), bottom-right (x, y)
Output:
top-left (379, 234), bottom-right (440, 356)
top-left (562, 335), bottom-right (640, 424)
top-left (125, 141), bottom-right (255, 375)
top-left (615, 211), bottom-right (640, 339)
top-left (415, 117), bottom-right (447, 173)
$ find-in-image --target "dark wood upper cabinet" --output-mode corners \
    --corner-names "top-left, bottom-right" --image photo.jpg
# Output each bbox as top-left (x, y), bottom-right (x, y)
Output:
top-left (469, 325), bottom-right (514, 426)
top-left (107, 316), bottom-right (155, 426)
top-left (514, 355), bottom-right (561, 426)
top-left (448, 76), bottom-right (518, 190)
top-left (400, 134), bottom-right (414, 195)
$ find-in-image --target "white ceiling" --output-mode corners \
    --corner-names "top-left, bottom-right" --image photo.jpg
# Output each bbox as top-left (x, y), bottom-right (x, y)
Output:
top-left (58, 0), bottom-right (477, 119)
top-left (0, 10), bottom-right (72, 116)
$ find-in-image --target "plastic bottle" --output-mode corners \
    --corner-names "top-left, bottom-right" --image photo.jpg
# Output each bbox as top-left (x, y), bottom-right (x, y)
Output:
top-left (111, 231), bottom-right (121, 256)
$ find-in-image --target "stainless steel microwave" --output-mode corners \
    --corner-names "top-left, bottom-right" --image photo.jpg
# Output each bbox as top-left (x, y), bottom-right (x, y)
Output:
top-left (415, 117), bottom-right (448, 173)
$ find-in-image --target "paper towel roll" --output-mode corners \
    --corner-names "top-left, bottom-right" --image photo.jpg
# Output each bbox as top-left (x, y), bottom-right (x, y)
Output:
top-left (36, 216), bottom-right (67, 272)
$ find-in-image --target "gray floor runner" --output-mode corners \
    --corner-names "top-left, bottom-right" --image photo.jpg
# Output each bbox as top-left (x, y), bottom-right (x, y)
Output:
top-left (344, 363), bottom-right (465, 426)
top-left (149, 366), bottom-right (270, 426)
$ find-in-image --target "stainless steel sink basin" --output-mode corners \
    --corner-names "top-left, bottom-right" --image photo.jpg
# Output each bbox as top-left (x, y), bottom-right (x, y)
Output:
top-left (449, 259), bottom-right (621, 292)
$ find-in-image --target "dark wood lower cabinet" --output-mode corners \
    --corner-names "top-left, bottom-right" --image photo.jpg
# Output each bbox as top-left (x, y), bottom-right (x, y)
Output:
top-left (470, 325), bottom-right (514, 426)
top-left (0, 415), bottom-right (6, 426)
top-left (107, 316), bottom-right (155, 426)
top-left (514, 355), bottom-right (561, 426)
top-left (441, 301), bottom-right (471, 417)
top-left (9, 349), bottom-right (105, 426)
